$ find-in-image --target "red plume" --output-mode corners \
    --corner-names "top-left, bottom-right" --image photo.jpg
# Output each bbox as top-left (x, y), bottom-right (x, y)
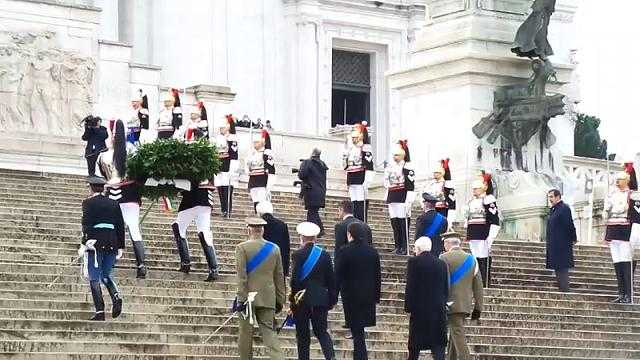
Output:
top-left (441, 158), bottom-right (450, 170)
top-left (225, 114), bottom-right (234, 125)
top-left (171, 88), bottom-right (179, 97)
top-left (197, 101), bottom-right (204, 109)
top-left (109, 119), bottom-right (115, 132)
top-left (481, 170), bottom-right (494, 195)
top-left (625, 162), bottom-right (638, 191)
top-left (624, 162), bottom-right (634, 174)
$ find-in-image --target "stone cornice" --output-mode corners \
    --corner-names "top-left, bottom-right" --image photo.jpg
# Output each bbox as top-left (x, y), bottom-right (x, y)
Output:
top-left (13, 0), bottom-right (101, 12)
top-left (186, 84), bottom-right (236, 103)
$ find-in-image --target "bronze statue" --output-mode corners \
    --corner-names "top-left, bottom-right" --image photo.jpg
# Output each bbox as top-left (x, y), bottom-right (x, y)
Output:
top-left (511, 0), bottom-right (556, 61)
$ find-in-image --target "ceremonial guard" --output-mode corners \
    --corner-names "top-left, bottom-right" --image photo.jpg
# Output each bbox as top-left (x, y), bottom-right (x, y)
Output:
top-left (290, 222), bottom-right (337, 360)
top-left (97, 120), bottom-right (147, 278)
top-left (383, 140), bottom-right (416, 255)
top-left (423, 159), bottom-right (456, 222)
top-left (181, 101), bottom-right (209, 142)
top-left (235, 217), bottom-right (285, 359)
top-left (80, 176), bottom-right (125, 321)
top-left (246, 129), bottom-right (276, 212)
top-left (604, 163), bottom-right (640, 304)
top-left (343, 122), bottom-right (374, 222)
top-left (171, 178), bottom-right (219, 281)
top-left (157, 88), bottom-right (183, 139)
top-left (415, 193), bottom-right (449, 257)
top-left (214, 114), bottom-right (239, 217)
top-left (127, 89), bottom-right (149, 147)
top-left (464, 172), bottom-right (500, 287)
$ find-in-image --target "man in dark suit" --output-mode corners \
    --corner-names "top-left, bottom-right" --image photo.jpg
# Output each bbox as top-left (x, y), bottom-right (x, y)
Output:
top-left (334, 200), bottom-right (372, 256)
top-left (290, 222), bottom-right (337, 360)
top-left (336, 221), bottom-right (381, 360)
top-left (257, 201), bottom-right (291, 277)
top-left (79, 176), bottom-right (125, 321)
top-left (298, 148), bottom-right (329, 236)
top-left (415, 193), bottom-right (449, 256)
top-left (405, 236), bottom-right (448, 360)
top-left (81, 115), bottom-right (108, 176)
top-left (546, 189), bottom-right (577, 292)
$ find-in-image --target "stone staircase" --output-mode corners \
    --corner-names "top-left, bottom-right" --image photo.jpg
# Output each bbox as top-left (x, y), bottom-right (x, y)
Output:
top-left (0, 169), bottom-right (638, 359)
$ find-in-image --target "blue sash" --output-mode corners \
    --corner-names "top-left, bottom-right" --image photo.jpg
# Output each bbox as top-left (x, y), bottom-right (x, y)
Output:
top-left (450, 255), bottom-right (475, 286)
top-left (94, 223), bottom-right (114, 229)
top-left (424, 213), bottom-right (445, 238)
top-left (301, 245), bottom-right (323, 281)
top-left (246, 241), bottom-right (276, 274)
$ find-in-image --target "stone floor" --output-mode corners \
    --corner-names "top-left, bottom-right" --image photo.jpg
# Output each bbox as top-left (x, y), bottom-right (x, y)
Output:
top-left (0, 169), bottom-right (638, 359)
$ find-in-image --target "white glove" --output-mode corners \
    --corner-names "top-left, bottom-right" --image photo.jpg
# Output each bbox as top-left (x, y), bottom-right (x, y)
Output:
top-left (487, 224), bottom-right (500, 248)
top-left (266, 175), bottom-right (277, 191)
top-left (230, 160), bottom-right (240, 174)
top-left (448, 210), bottom-right (457, 224)
top-left (77, 244), bottom-right (87, 257)
top-left (405, 191), bottom-right (417, 204)
top-left (631, 223), bottom-right (640, 249)
top-left (116, 249), bottom-right (124, 260)
top-left (364, 171), bottom-right (374, 188)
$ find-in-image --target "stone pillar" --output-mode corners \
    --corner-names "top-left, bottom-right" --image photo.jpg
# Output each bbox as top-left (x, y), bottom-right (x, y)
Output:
top-left (387, 0), bottom-right (579, 241)
top-left (188, 85), bottom-right (236, 140)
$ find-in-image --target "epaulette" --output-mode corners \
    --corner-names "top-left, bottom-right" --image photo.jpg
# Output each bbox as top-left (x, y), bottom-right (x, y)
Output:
top-left (173, 107), bottom-right (182, 114)
top-left (227, 134), bottom-right (237, 142)
top-left (444, 180), bottom-right (454, 188)
top-left (630, 191), bottom-right (640, 201)
top-left (264, 148), bottom-right (274, 156)
top-left (139, 108), bottom-right (149, 115)
top-left (484, 194), bottom-right (497, 205)
top-left (404, 162), bottom-right (414, 170)
top-left (362, 144), bottom-right (372, 152)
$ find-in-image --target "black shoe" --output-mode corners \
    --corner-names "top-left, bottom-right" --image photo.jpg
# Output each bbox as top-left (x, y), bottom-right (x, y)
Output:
top-left (619, 295), bottom-right (632, 304)
top-left (391, 247), bottom-right (399, 253)
top-left (611, 295), bottom-right (625, 303)
top-left (90, 312), bottom-right (105, 321)
top-left (205, 268), bottom-right (219, 282)
top-left (136, 266), bottom-right (147, 279)
top-left (395, 248), bottom-right (403, 255)
top-left (112, 298), bottom-right (123, 319)
top-left (221, 211), bottom-right (228, 218)
top-left (179, 263), bottom-right (191, 274)
top-left (345, 332), bottom-right (353, 339)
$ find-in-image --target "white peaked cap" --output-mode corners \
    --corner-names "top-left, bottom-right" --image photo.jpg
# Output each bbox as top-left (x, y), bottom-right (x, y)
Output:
top-left (296, 222), bottom-right (321, 237)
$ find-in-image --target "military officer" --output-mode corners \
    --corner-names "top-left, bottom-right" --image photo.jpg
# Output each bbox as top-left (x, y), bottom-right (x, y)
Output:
top-left (246, 129), bottom-right (276, 212)
top-left (343, 121), bottom-right (374, 222)
top-left (415, 193), bottom-right (449, 257)
top-left (604, 163), bottom-right (640, 304)
top-left (79, 176), bottom-right (125, 321)
top-left (235, 217), bottom-right (286, 359)
top-left (171, 179), bottom-right (219, 281)
top-left (97, 120), bottom-right (147, 279)
top-left (157, 88), bottom-right (182, 139)
top-left (423, 159), bottom-right (456, 223)
top-left (383, 140), bottom-right (416, 255)
top-left (214, 114), bottom-right (239, 217)
top-left (464, 172), bottom-right (500, 287)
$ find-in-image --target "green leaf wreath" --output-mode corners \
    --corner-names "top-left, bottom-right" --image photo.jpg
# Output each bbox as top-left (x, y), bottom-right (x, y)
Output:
top-left (127, 138), bottom-right (221, 200)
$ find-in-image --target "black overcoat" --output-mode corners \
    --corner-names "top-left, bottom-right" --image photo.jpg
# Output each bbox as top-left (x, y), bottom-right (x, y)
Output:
top-left (336, 223), bottom-right (381, 329)
top-left (546, 201), bottom-right (576, 270)
top-left (404, 252), bottom-right (449, 349)
top-left (81, 126), bottom-right (108, 157)
top-left (415, 209), bottom-right (449, 256)
top-left (262, 213), bottom-right (291, 276)
top-left (334, 215), bottom-right (372, 256)
top-left (290, 243), bottom-right (338, 309)
top-left (298, 157), bottom-right (328, 209)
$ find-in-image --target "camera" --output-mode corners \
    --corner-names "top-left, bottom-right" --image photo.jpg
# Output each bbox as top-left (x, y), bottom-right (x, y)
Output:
top-left (82, 115), bottom-right (100, 128)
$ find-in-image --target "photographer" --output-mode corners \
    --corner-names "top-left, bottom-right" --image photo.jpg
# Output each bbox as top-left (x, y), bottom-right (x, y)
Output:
top-left (295, 148), bottom-right (328, 237)
top-left (81, 115), bottom-right (108, 176)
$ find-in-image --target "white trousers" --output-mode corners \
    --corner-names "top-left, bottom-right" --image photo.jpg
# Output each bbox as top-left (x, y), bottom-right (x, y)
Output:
top-left (174, 206), bottom-right (213, 245)
top-left (388, 203), bottom-right (407, 219)
top-left (610, 240), bottom-right (633, 263)
top-left (250, 187), bottom-right (270, 203)
top-left (348, 184), bottom-right (366, 201)
top-left (470, 239), bottom-right (493, 258)
top-left (120, 203), bottom-right (142, 242)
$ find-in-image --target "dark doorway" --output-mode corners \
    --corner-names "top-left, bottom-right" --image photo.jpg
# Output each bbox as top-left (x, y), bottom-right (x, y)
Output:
top-left (331, 50), bottom-right (371, 127)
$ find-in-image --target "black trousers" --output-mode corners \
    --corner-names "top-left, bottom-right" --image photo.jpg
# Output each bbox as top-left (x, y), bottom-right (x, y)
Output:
top-left (554, 268), bottom-right (570, 292)
top-left (408, 345), bottom-right (445, 360)
top-left (294, 306), bottom-right (335, 360)
top-left (86, 154), bottom-right (98, 176)
top-left (350, 326), bottom-right (368, 360)
top-left (307, 207), bottom-right (324, 234)
top-left (217, 186), bottom-right (234, 215)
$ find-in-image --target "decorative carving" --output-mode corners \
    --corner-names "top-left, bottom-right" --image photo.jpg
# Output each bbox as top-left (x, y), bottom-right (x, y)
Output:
top-left (0, 31), bottom-right (95, 136)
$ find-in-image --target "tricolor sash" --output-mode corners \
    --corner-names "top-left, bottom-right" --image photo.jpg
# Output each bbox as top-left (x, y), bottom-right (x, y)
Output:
top-left (301, 245), bottom-right (323, 281)
top-left (246, 241), bottom-right (276, 274)
top-left (450, 255), bottom-right (475, 286)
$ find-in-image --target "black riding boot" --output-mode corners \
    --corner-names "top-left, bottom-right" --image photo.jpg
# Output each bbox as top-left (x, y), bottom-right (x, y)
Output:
top-left (389, 218), bottom-right (399, 253)
top-left (89, 280), bottom-right (105, 321)
top-left (353, 201), bottom-right (364, 222)
top-left (172, 223), bottom-right (191, 273)
top-left (102, 276), bottom-right (123, 318)
top-left (620, 261), bottom-right (633, 304)
top-left (228, 186), bottom-right (234, 216)
top-left (397, 217), bottom-right (408, 255)
top-left (198, 232), bottom-right (219, 282)
top-left (612, 263), bottom-right (625, 303)
top-left (477, 257), bottom-right (489, 288)
top-left (132, 241), bottom-right (147, 279)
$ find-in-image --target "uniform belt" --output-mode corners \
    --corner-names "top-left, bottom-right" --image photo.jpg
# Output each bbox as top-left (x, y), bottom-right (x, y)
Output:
top-left (94, 223), bottom-right (114, 229)
top-left (249, 170), bottom-right (266, 176)
top-left (347, 167), bottom-right (365, 173)
top-left (468, 219), bottom-right (486, 225)
top-left (388, 186), bottom-right (405, 191)
top-left (607, 218), bottom-right (630, 225)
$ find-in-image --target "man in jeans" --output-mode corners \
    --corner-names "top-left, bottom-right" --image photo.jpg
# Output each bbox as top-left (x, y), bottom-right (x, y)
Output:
top-left (440, 234), bottom-right (484, 360)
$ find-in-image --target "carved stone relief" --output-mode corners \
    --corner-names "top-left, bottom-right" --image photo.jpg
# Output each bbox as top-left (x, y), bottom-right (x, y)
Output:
top-left (0, 31), bottom-right (95, 136)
